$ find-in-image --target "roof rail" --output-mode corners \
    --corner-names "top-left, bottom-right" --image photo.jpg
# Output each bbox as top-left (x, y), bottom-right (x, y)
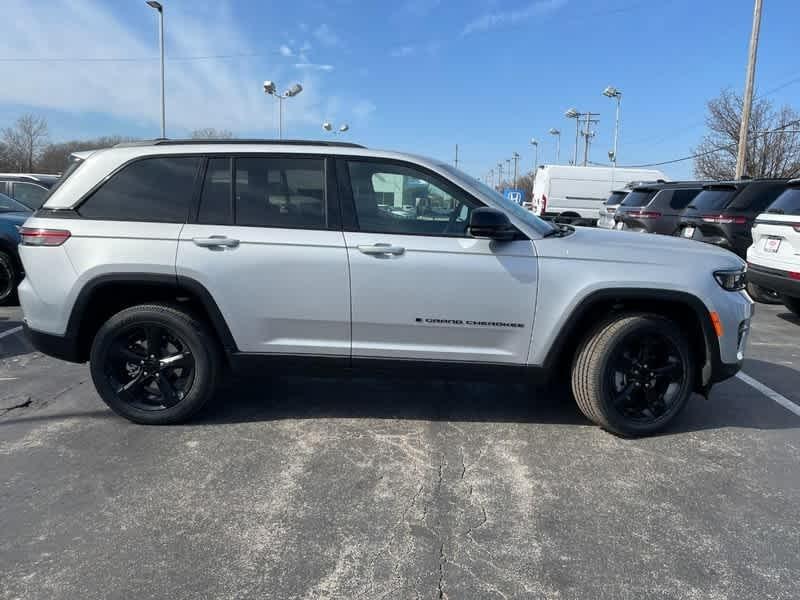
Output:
top-left (113, 138), bottom-right (366, 149)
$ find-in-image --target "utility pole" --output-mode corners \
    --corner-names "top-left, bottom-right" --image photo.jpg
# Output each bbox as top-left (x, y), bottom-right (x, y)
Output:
top-left (581, 113), bottom-right (600, 166)
top-left (736, 0), bottom-right (763, 179)
top-left (512, 152), bottom-right (520, 186)
top-left (454, 144), bottom-right (459, 169)
top-left (506, 159), bottom-right (511, 187)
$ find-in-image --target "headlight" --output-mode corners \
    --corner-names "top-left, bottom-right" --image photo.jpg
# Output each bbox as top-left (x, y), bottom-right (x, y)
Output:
top-left (714, 268), bottom-right (746, 291)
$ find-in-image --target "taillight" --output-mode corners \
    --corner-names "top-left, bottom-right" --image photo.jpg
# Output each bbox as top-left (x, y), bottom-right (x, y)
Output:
top-left (790, 272), bottom-right (800, 281)
top-left (701, 214), bottom-right (747, 225)
top-left (632, 210), bottom-right (662, 219)
top-left (19, 227), bottom-right (71, 246)
top-left (541, 194), bottom-right (547, 214)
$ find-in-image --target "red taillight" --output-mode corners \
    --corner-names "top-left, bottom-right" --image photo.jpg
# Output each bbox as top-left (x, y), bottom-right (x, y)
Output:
top-left (541, 194), bottom-right (547, 214)
top-left (632, 210), bottom-right (662, 219)
top-left (701, 214), bottom-right (747, 225)
top-left (19, 227), bottom-right (71, 246)
top-left (789, 272), bottom-right (800, 281)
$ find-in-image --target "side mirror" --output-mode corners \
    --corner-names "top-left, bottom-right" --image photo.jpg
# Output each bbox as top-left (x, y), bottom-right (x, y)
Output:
top-left (468, 207), bottom-right (517, 241)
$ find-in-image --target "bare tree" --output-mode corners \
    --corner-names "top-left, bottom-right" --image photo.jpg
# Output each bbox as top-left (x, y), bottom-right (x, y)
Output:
top-left (38, 136), bottom-right (139, 173)
top-left (1, 114), bottom-right (49, 172)
top-left (693, 89), bottom-right (800, 180)
top-left (190, 128), bottom-right (234, 140)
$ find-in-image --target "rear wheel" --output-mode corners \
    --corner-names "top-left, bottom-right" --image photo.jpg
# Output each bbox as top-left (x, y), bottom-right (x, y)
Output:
top-left (89, 303), bottom-right (221, 424)
top-left (783, 296), bottom-right (800, 318)
top-left (0, 251), bottom-right (18, 305)
top-left (747, 281), bottom-right (781, 305)
top-left (571, 314), bottom-right (694, 437)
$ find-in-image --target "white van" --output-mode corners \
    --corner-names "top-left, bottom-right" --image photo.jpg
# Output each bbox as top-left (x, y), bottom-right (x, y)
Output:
top-left (531, 165), bottom-right (668, 224)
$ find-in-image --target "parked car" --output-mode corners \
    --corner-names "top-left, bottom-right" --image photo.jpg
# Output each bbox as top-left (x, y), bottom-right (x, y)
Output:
top-left (0, 173), bottom-right (58, 210)
top-left (597, 188), bottom-right (630, 230)
top-left (531, 165), bottom-right (668, 225)
top-left (0, 192), bottom-right (32, 304)
top-left (18, 139), bottom-right (752, 436)
top-left (747, 179), bottom-right (800, 317)
top-left (614, 181), bottom-right (705, 235)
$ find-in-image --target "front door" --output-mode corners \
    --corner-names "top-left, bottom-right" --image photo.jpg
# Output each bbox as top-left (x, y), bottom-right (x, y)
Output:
top-left (177, 155), bottom-right (350, 356)
top-left (340, 158), bottom-right (538, 364)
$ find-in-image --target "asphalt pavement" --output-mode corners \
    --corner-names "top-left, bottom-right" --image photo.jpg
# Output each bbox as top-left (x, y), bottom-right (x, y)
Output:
top-left (1, 304), bottom-right (799, 599)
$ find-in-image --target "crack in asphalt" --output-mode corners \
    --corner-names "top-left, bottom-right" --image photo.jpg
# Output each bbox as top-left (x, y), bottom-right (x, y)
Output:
top-left (0, 397), bottom-right (32, 414)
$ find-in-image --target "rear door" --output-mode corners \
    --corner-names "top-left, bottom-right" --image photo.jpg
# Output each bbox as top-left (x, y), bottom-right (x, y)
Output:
top-left (339, 158), bottom-right (537, 365)
top-left (176, 154), bottom-right (351, 356)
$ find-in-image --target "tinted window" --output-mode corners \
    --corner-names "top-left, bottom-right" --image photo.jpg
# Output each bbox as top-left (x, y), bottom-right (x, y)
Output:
top-left (79, 157), bottom-right (200, 222)
top-left (730, 184), bottom-right (786, 213)
top-left (669, 189), bottom-right (700, 210)
top-left (234, 157), bottom-right (325, 228)
top-left (686, 188), bottom-right (735, 212)
top-left (0, 192), bottom-right (31, 213)
top-left (606, 191), bottom-right (628, 205)
top-left (766, 187), bottom-right (800, 215)
top-left (621, 190), bottom-right (656, 207)
top-left (347, 160), bottom-right (478, 236)
top-left (12, 182), bottom-right (48, 209)
top-left (198, 158), bottom-right (233, 224)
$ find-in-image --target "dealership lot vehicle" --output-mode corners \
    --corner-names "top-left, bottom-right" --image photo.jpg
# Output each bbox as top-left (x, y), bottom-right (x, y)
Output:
top-left (1, 302), bottom-right (799, 599)
top-left (0, 193), bottom-right (32, 304)
top-left (531, 165), bottom-right (667, 224)
top-left (19, 140), bottom-right (751, 436)
top-left (614, 181), bottom-right (705, 235)
top-left (0, 173), bottom-right (58, 210)
top-left (748, 179), bottom-right (800, 317)
top-left (596, 188), bottom-right (630, 229)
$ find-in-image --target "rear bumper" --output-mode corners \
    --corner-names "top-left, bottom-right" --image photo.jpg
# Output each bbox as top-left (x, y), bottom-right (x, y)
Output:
top-left (748, 263), bottom-right (800, 299)
top-left (23, 324), bottom-right (83, 363)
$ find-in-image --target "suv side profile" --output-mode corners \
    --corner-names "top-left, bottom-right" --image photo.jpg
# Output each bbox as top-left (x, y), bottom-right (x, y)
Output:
top-left (0, 174), bottom-right (59, 210)
top-left (614, 181), bottom-right (705, 235)
top-left (19, 140), bottom-right (753, 437)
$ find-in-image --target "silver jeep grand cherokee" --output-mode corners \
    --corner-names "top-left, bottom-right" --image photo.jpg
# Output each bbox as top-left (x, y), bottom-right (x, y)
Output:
top-left (17, 139), bottom-right (752, 436)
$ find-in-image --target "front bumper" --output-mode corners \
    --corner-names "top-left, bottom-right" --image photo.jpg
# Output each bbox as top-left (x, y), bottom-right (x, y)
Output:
top-left (748, 263), bottom-right (800, 299)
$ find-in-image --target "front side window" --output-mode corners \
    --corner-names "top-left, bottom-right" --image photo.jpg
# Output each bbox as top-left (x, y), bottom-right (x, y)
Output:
top-left (347, 160), bottom-right (478, 236)
top-left (669, 189), bottom-right (700, 210)
top-left (12, 182), bottom-right (48, 209)
top-left (234, 157), bottom-right (325, 229)
top-left (79, 156), bottom-right (201, 222)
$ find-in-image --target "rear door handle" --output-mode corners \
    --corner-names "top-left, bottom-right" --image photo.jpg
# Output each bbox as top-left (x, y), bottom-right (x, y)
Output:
top-left (192, 236), bottom-right (240, 248)
top-left (357, 243), bottom-right (405, 256)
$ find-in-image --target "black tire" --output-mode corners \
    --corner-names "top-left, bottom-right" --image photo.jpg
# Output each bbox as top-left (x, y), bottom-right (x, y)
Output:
top-left (747, 281), bottom-right (781, 305)
top-left (571, 313), bottom-right (694, 437)
top-left (0, 251), bottom-right (18, 306)
top-left (89, 303), bottom-right (221, 424)
top-left (783, 296), bottom-right (800, 318)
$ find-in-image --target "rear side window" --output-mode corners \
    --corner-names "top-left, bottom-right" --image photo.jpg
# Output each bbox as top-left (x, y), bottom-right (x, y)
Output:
top-left (11, 182), bottom-right (48, 209)
top-left (730, 184), bottom-right (786, 213)
top-left (606, 191), bottom-right (627, 205)
top-left (766, 187), bottom-right (800, 215)
top-left (687, 188), bottom-right (735, 212)
top-left (234, 157), bottom-right (325, 229)
top-left (669, 189), bottom-right (700, 210)
top-left (621, 190), bottom-right (656, 207)
top-left (79, 157), bottom-right (200, 222)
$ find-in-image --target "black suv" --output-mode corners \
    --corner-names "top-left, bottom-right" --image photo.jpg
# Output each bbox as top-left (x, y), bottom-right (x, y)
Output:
top-left (675, 179), bottom-right (790, 258)
top-left (0, 174), bottom-right (58, 210)
top-left (615, 181), bottom-right (705, 235)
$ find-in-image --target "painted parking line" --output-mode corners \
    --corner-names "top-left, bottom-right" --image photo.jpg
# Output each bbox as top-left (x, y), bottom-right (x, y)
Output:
top-left (737, 371), bottom-right (800, 417)
top-left (0, 325), bottom-right (23, 340)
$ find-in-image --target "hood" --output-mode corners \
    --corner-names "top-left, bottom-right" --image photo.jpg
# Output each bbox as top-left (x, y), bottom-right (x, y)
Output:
top-left (538, 225), bottom-right (744, 270)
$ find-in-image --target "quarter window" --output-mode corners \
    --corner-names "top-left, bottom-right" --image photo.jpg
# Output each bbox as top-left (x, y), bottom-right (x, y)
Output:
top-left (12, 182), bottom-right (48, 209)
top-left (234, 157), bottom-right (325, 228)
top-left (78, 156), bottom-right (200, 222)
top-left (347, 161), bottom-right (478, 236)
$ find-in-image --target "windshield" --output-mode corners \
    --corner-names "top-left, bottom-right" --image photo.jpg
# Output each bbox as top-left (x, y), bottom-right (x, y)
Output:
top-left (606, 191), bottom-right (628, 205)
top-left (686, 188), bottom-right (736, 212)
top-left (0, 192), bottom-right (32, 213)
top-left (621, 190), bottom-right (656, 208)
top-left (766, 187), bottom-right (800, 215)
top-left (435, 163), bottom-right (557, 236)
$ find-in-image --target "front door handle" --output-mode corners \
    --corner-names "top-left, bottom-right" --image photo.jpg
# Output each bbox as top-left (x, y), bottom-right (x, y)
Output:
top-left (192, 235), bottom-right (240, 248)
top-left (357, 243), bottom-right (405, 256)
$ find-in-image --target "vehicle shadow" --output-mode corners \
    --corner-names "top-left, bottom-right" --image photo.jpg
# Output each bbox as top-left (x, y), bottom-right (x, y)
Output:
top-left (0, 320), bottom-right (33, 360)
top-left (776, 311), bottom-right (800, 326)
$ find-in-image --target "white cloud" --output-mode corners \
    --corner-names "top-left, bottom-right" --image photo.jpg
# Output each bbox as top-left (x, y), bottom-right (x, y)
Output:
top-left (295, 63), bottom-right (334, 72)
top-left (462, 0), bottom-right (567, 35)
top-left (279, 44), bottom-right (293, 57)
top-left (391, 46), bottom-right (416, 58)
top-left (0, 0), bottom-right (363, 136)
top-left (401, 0), bottom-right (441, 16)
top-left (352, 100), bottom-right (376, 120)
top-left (313, 24), bottom-right (340, 47)
top-left (390, 41), bottom-right (441, 58)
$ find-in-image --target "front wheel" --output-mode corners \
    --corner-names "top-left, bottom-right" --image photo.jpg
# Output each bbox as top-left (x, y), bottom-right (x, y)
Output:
top-left (0, 251), bottom-right (18, 305)
top-left (571, 314), bottom-right (694, 437)
top-left (89, 303), bottom-right (221, 424)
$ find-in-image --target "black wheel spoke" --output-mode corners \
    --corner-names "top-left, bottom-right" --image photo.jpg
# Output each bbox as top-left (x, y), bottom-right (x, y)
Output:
top-left (613, 382), bottom-right (636, 407)
top-left (110, 341), bottom-right (145, 365)
top-left (117, 373), bottom-right (145, 395)
top-left (652, 358), bottom-right (680, 376)
top-left (156, 376), bottom-right (180, 407)
top-left (160, 352), bottom-right (192, 370)
top-left (145, 326), bottom-right (162, 358)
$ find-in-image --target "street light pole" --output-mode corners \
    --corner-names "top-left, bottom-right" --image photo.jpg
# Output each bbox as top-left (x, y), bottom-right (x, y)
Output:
top-left (530, 138), bottom-right (539, 174)
top-left (264, 81), bottom-right (303, 139)
top-left (603, 87), bottom-right (622, 166)
top-left (549, 128), bottom-right (561, 163)
top-left (736, 0), bottom-right (764, 179)
top-left (512, 152), bottom-right (519, 186)
top-left (146, 1), bottom-right (165, 138)
top-left (497, 162), bottom-right (503, 188)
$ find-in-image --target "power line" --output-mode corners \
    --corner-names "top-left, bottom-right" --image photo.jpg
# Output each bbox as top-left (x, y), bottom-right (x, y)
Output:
top-left (0, 52), bottom-right (269, 63)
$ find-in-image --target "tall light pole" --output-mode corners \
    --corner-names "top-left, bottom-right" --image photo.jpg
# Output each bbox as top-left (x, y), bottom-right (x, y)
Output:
top-left (497, 162), bottom-right (504, 188)
top-left (549, 128), bottom-right (561, 163)
top-left (602, 87), bottom-right (622, 166)
top-left (512, 152), bottom-right (520, 186)
top-left (323, 122), bottom-right (349, 135)
top-left (530, 138), bottom-right (539, 174)
top-left (565, 108), bottom-right (581, 165)
top-left (146, 1), bottom-right (165, 138)
top-left (736, 0), bottom-right (764, 179)
top-left (506, 159), bottom-right (512, 186)
top-left (264, 81), bottom-right (303, 139)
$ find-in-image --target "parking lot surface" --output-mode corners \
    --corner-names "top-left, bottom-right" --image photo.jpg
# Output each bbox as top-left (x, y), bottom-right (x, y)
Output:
top-left (1, 305), bottom-right (799, 599)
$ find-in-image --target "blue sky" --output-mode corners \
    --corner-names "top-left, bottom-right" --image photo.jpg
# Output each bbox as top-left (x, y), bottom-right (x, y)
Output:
top-left (1, 0), bottom-right (798, 180)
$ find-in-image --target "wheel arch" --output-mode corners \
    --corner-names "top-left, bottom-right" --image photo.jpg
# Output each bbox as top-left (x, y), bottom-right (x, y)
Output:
top-left (66, 273), bottom-right (237, 363)
top-left (542, 288), bottom-right (719, 392)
